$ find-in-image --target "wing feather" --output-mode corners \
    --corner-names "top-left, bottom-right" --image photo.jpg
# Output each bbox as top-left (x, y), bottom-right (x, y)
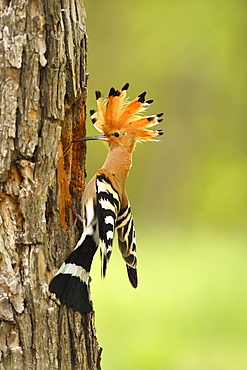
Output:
top-left (96, 172), bottom-right (120, 277)
top-left (116, 204), bottom-right (138, 288)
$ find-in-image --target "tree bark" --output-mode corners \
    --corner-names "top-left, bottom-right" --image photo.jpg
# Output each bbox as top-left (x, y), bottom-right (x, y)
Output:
top-left (0, 0), bottom-right (101, 369)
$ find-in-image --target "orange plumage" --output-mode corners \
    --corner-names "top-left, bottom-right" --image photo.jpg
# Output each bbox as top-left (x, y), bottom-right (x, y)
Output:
top-left (90, 83), bottom-right (163, 142)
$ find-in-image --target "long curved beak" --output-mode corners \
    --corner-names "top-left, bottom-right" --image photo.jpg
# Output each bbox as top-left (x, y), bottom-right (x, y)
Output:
top-left (71, 134), bottom-right (106, 143)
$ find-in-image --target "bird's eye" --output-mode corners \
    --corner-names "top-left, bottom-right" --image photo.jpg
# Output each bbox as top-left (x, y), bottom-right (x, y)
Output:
top-left (114, 132), bottom-right (120, 138)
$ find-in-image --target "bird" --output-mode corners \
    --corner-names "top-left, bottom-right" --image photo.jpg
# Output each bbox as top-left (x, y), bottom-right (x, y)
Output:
top-left (49, 83), bottom-right (163, 314)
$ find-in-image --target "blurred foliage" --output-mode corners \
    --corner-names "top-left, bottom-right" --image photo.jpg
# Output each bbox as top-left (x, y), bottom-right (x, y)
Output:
top-left (83, 0), bottom-right (247, 369)
top-left (84, 0), bottom-right (247, 229)
top-left (91, 227), bottom-right (247, 370)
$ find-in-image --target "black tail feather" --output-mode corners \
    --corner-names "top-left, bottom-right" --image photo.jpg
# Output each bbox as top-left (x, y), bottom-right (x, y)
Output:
top-left (49, 274), bottom-right (92, 313)
top-left (49, 235), bottom-right (97, 314)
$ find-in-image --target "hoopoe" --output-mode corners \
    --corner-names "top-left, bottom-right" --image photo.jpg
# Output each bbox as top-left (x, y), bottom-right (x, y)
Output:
top-left (49, 83), bottom-right (163, 314)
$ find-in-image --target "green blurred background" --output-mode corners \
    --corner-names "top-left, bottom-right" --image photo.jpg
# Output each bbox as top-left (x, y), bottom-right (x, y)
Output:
top-left (83, 1), bottom-right (247, 369)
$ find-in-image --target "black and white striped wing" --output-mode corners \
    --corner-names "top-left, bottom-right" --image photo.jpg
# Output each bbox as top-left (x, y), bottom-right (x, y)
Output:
top-left (116, 204), bottom-right (138, 288)
top-left (96, 172), bottom-right (120, 277)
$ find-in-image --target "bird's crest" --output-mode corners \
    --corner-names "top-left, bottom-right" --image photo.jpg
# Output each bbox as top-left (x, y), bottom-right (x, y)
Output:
top-left (90, 83), bottom-right (163, 141)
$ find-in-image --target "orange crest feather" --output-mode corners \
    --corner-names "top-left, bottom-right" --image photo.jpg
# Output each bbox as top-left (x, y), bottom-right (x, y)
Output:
top-left (90, 83), bottom-right (163, 141)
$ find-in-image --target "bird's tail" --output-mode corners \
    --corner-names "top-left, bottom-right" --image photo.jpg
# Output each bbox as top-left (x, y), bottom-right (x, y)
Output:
top-left (49, 235), bottom-right (97, 314)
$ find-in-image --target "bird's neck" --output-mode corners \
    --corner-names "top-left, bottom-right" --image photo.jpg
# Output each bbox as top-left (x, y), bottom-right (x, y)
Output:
top-left (102, 144), bottom-right (134, 185)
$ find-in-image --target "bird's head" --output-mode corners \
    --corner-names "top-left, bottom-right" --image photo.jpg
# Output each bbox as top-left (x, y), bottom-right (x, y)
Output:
top-left (72, 83), bottom-right (163, 151)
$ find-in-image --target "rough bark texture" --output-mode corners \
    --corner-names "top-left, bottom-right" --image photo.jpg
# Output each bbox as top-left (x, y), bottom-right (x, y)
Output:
top-left (0, 0), bottom-right (101, 369)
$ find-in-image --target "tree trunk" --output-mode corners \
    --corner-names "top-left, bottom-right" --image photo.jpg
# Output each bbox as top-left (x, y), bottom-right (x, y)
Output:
top-left (0, 0), bottom-right (101, 369)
